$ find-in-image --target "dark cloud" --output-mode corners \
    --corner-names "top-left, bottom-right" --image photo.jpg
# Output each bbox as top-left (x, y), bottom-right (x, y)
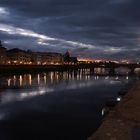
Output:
top-left (0, 0), bottom-right (140, 61)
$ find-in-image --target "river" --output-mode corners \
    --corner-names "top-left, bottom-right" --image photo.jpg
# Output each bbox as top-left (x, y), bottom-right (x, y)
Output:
top-left (0, 68), bottom-right (137, 140)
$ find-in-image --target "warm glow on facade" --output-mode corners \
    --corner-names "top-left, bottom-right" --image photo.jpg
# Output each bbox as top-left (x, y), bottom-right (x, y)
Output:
top-left (78, 57), bottom-right (94, 62)
top-left (77, 57), bottom-right (103, 63)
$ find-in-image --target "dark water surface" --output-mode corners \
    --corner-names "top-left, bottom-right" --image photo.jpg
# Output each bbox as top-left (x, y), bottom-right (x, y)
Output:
top-left (0, 69), bottom-right (135, 140)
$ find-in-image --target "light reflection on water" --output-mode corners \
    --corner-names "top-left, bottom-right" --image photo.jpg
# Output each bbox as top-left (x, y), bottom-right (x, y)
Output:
top-left (6, 69), bottom-right (93, 88)
top-left (0, 68), bottom-right (137, 140)
top-left (0, 68), bottom-right (131, 104)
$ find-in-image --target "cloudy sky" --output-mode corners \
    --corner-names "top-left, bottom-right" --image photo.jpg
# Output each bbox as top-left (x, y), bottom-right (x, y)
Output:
top-left (0, 0), bottom-right (140, 61)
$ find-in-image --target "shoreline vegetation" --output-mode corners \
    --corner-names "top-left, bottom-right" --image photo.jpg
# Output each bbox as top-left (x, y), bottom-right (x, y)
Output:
top-left (88, 80), bottom-right (140, 140)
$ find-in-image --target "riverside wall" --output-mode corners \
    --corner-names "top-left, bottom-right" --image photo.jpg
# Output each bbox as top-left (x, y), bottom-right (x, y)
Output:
top-left (0, 65), bottom-right (79, 75)
top-left (88, 80), bottom-right (140, 140)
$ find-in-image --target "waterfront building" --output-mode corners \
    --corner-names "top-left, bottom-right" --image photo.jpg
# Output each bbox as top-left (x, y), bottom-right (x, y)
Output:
top-left (69, 57), bottom-right (78, 64)
top-left (7, 48), bottom-right (34, 65)
top-left (64, 51), bottom-right (70, 63)
top-left (6, 49), bottom-right (63, 65)
top-left (26, 50), bottom-right (37, 64)
top-left (63, 51), bottom-right (77, 64)
top-left (35, 52), bottom-right (63, 65)
top-left (0, 41), bottom-right (7, 65)
top-left (0, 39), bottom-right (64, 65)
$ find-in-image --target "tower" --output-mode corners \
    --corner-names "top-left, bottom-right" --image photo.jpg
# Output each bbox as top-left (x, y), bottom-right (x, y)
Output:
top-left (64, 50), bottom-right (70, 63)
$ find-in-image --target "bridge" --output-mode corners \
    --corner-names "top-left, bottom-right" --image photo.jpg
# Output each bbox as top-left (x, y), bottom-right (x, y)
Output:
top-left (77, 62), bottom-right (140, 75)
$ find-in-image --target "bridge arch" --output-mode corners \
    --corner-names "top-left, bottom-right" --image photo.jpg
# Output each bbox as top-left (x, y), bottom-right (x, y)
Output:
top-left (115, 67), bottom-right (131, 75)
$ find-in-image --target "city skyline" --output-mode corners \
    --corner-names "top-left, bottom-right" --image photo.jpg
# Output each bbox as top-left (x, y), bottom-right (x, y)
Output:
top-left (0, 43), bottom-right (130, 63)
top-left (0, 0), bottom-right (140, 62)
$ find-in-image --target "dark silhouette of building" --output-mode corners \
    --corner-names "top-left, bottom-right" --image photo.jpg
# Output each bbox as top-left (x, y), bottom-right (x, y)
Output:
top-left (64, 51), bottom-right (70, 63)
top-left (64, 51), bottom-right (77, 64)
top-left (69, 57), bottom-right (78, 64)
top-left (0, 40), bottom-right (7, 64)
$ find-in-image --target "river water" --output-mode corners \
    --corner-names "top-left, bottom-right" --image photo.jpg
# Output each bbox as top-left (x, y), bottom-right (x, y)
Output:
top-left (0, 68), bottom-right (137, 140)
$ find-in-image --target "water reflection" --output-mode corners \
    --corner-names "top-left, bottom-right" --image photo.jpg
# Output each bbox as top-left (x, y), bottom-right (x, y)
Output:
top-left (0, 67), bottom-right (138, 140)
top-left (101, 107), bottom-right (109, 116)
top-left (0, 68), bottom-right (133, 104)
top-left (37, 74), bottom-right (40, 85)
top-left (29, 74), bottom-right (32, 85)
top-left (19, 75), bottom-right (23, 86)
top-left (116, 96), bottom-right (122, 102)
top-left (13, 75), bottom-right (16, 86)
top-left (44, 73), bottom-right (47, 84)
top-left (0, 69), bottom-right (132, 89)
top-left (7, 79), bottom-right (11, 87)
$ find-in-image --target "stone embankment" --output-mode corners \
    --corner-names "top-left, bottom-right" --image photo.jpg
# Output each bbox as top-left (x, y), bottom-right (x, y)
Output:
top-left (88, 80), bottom-right (140, 140)
top-left (0, 65), bottom-right (78, 74)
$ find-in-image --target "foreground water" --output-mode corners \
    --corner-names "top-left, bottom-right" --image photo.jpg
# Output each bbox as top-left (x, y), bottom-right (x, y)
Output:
top-left (0, 69), bottom-right (136, 140)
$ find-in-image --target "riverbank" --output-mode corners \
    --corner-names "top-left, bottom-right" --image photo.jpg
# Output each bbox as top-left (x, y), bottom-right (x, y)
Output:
top-left (88, 80), bottom-right (140, 140)
top-left (0, 65), bottom-right (135, 76)
top-left (0, 65), bottom-right (78, 75)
